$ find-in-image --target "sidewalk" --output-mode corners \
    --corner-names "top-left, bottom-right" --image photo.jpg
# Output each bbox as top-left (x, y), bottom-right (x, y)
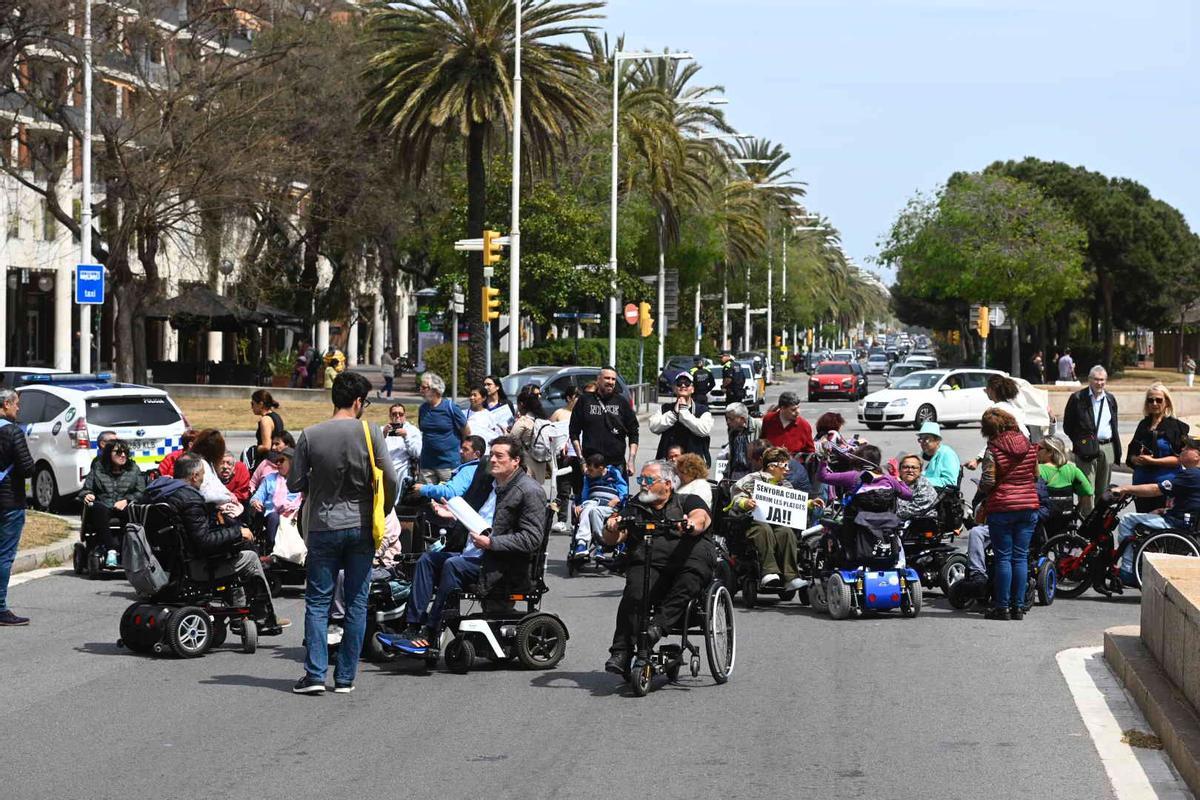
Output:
top-left (12, 514), bottom-right (80, 576)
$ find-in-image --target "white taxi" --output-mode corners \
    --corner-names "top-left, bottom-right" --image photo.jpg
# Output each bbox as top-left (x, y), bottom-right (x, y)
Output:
top-left (15, 373), bottom-right (188, 510)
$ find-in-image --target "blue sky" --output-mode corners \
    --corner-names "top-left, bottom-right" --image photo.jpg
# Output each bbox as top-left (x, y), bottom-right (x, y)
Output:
top-left (602, 0), bottom-right (1199, 283)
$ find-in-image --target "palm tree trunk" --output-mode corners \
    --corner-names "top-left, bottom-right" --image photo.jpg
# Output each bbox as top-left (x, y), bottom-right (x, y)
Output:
top-left (466, 121), bottom-right (487, 387)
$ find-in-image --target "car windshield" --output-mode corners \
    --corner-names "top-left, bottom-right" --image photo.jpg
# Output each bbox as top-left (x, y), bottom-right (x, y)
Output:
top-left (816, 364), bottom-right (848, 375)
top-left (890, 365), bottom-right (918, 376)
top-left (868, 354), bottom-right (887, 361)
top-left (894, 372), bottom-right (943, 390)
top-left (666, 357), bottom-right (693, 369)
top-left (501, 374), bottom-right (547, 396)
top-left (86, 396), bottom-right (181, 427)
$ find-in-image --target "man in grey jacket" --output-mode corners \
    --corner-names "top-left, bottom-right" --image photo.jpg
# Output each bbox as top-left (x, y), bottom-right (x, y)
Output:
top-left (290, 372), bottom-right (398, 695)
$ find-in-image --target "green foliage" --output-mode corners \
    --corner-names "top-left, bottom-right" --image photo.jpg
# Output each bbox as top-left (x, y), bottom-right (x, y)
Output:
top-left (266, 350), bottom-right (295, 378)
top-left (421, 343), bottom-right (506, 385)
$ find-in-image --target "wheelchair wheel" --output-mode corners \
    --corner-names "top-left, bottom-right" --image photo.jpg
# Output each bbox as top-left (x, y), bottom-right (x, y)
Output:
top-left (118, 604), bottom-right (153, 654)
top-left (516, 615), bottom-right (568, 670)
top-left (902, 579), bottom-right (922, 618)
top-left (704, 583), bottom-right (736, 684)
top-left (827, 574), bottom-right (854, 620)
top-left (240, 619), bottom-right (258, 654)
top-left (72, 543), bottom-right (86, 575)
top-left (1037, 561), bottom-right (1057, 606)
top-left (86, 549), bottom-right (102, 581)
top-left (631, 660), bottom-right (653, 697)
top-left (740, 575), bottom-right (757, 609)
top-left (1042, 533), bottom-right (1090, 598)
top-left (166, 606), bottom-right (213, 658)
top-left (1135, 531), bottom-right (1200, 588)
top-left (444, 637), bottom-right (475, 674)
top-left (938, 554), bottom-right (968, 593)
top-left (809, 577), bottom-right (829, 613)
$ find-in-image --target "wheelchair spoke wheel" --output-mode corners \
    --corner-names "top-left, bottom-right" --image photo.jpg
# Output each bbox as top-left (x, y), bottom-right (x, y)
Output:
top-left (938, 554), bottom-right (968, 593)
top-left (704, 583), bottom-right (736, 684)
top-left (166, 606), bottom-right (212, 658)
top-left (1042, 533), bottom-right (1092, 598)
top-left (1135, 532), bottom-right (1200, 588)
top-left (516, 615), bottom-right (568, 670)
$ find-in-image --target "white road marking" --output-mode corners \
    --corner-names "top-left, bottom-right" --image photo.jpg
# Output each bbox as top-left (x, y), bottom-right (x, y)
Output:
top-left (1057, 646), bottom-right (1194, 800)
top-left (8, 566), bottom-right (71, 588)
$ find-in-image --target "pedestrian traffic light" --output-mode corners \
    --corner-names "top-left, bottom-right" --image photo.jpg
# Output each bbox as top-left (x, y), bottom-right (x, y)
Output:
top-left (638, 301), bottom-right (653, 337)
top-left (949, 329), bottom-right (961, 346)
top-left (482, 286), bottom-right (501, 322)
top-left (976, 305), bottom-right (990, 338)
top-left (482, 229), bottom-right (504, 266)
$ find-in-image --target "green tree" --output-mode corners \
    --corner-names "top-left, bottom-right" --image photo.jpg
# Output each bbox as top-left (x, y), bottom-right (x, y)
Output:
top-left (362, 0), bottom-right (601, 384)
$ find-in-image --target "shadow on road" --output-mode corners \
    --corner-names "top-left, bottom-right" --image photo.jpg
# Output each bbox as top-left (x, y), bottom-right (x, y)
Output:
top-left (76, 641), bottom-right (127, 657)
top-left (199, 674), bottom-right (299, 693)
top-left (528, 670), bottom-right (627, 697)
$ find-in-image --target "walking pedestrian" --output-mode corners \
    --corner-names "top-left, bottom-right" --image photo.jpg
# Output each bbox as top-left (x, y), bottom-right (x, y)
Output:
top-left (0, 389), bottom-right (33, 626)
top-left (1029, 350), bottom-right (1045, 384)
top-left (1062, 365), bottom-right (1121, 515)
top-left (289, 371), bottom-right (398, 694)
top-left (1186, 355), bottom-right (1196, 388)
top-left (510, 386), bottom-right (555, 488)
top-left (380, 347), bottom-right (396, 398)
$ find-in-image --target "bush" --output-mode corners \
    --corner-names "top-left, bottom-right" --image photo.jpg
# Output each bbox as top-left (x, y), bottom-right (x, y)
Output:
top-left (519, 336), bottom-right (660, 385)
top-left (420, 343), bottom-right (506, 386)
top-left (1066, 341), bottom-right (1137, 377)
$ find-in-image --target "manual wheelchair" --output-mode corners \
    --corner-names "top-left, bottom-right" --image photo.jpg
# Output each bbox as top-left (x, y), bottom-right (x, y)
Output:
top-left (116, 503), bottom-right (260, 658)
top-left (619, 516), bottom-right (736, 697)
top-left (947, 517), bottom-right (1057, 611)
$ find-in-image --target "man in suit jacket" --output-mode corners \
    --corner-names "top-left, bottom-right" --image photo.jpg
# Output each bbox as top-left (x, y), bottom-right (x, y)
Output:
top-left (1062, 365), bottom-right (1121, 514)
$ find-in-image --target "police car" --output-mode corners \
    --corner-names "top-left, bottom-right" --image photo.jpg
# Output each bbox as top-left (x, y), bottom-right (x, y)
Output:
top-left (15, 373), bottom-right (187, 510)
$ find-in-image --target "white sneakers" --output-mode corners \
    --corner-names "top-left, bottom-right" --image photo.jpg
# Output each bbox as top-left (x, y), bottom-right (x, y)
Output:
top-left (785, 577), bottom-right (809, 591)
top-left (759, 573), bottom-right (781, 588)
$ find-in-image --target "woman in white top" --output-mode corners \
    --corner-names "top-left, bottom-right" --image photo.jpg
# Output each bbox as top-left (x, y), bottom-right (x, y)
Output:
top-left (190, 429), bottom-right (241, 516)
top-left (674, 453), bottom-right (713, 509)
top-left (465, 387), bottom-right (504, 446)
top-left (482, 375), bottom-right (515, 431)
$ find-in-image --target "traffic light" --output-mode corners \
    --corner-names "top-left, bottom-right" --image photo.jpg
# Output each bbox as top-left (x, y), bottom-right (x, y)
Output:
top-left (482, 286), bottom-right (500, 322)
top-left (774, 335), bottom-right (783, 348)
top-left (482, 229), bottom-right (504, 266)
top-left (976, 305), bottom-right (990, 338)
top-left (949, 329), bottom-right (961, 346)
top-left (638, 301), bottom-right (653, 338)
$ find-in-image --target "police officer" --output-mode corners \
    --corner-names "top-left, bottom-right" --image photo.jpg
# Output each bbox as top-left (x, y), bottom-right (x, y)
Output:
top-left (689, 356), bottom-right (716, 403)
top-left (602, 460), bottom-right (713, 676)
top-left (720, 351), bottom-right (746, 404)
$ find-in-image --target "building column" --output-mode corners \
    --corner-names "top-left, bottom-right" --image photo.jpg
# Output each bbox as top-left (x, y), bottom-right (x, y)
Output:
top-left (316, 320), bottom-right (330, 354)
top-left (371, 299), bottom-right (384, 365)
top-left (397, 284), bottom-right (410, 357)
top-left (347, 316), bottom-right (359, 366)
top-left (54, 264), bottom-right (72, 370)
top-left (162, 276), bottom-right (178, 362)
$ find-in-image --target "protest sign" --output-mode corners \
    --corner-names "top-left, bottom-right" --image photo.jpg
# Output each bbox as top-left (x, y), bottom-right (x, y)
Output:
top-left (751, 481), bottom-right (808, 529)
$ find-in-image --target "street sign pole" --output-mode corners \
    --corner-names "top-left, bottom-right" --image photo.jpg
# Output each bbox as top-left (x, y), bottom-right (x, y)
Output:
top-left (484, 272), bottom-right (493, 377)
top-left (638, 333), bottom-right (645, 386)
top-left (451, 283), bottom-right (463, 402)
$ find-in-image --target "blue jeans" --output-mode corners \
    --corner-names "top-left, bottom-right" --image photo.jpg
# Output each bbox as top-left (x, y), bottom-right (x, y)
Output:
top-left (405, 549), bottom-right (481, 633)
top-left (989, 509), bottom-right (1038, 610)
top-left (304, 527), bottom-right (374, 685)
top-left (0, 509), bottom-right (25, 612)
top-left (383, 376), bottom-right (394, 396)
top-left (1116, 513), bottom-right (1173, 586)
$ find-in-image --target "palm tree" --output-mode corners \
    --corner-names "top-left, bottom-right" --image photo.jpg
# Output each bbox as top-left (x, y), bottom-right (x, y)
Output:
top-left (362, 0), bottom-right (601, 382)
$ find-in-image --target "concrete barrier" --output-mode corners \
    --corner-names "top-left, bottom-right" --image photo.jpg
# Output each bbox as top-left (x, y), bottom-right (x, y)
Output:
top-left (1042, 386), bottom-right (1200, 422)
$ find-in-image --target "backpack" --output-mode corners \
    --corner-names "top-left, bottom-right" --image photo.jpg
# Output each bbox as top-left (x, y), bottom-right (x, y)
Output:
top-left (122, 519), bottom-right (170, 599)
top-left (528, 419), bottom-right (555, 464)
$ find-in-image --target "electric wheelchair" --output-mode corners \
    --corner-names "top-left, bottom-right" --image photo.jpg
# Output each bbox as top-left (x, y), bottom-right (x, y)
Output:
top-left (72, 510), bottom-right (127, 580)
top-left (116, 503), bottom-right (261, 658)
top-left (709, 479), bottom-right (802, 608)
top-left (618, 514), bottom-right (736, 697)
top-left (379, 510), bottom-right (570, 674)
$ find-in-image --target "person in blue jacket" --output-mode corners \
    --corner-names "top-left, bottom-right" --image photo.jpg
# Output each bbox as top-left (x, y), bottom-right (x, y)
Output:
top-left (412, 436), bottom-right (485, 501)
top-left (572, 453), bottom-right (629, 556)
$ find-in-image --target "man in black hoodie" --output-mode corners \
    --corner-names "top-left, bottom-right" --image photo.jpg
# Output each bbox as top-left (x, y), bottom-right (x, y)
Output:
top-left (142, 454), bottom-right (288, 635)
top-left (569, 367), bottom-right (639, 474)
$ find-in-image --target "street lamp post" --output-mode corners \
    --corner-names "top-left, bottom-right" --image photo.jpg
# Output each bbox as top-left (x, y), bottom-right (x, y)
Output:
top-left (79, 0), bottom-right (93, 373)
top-left (508, 0), bottom-right (522, 376)
top-left (610, 50), bottom-right (693, 367)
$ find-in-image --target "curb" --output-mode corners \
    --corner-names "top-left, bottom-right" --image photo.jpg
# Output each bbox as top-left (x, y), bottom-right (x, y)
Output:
top-left (12, 517), bottom-right (80, 576)
top-left (1104, 625), bottom-right (1200, 797)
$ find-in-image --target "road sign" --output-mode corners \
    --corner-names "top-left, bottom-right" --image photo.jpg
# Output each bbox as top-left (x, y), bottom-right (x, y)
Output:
top-left (623, 303), bottom-right (639, 325)
top-left (75, 264), bottom-right (104, 305)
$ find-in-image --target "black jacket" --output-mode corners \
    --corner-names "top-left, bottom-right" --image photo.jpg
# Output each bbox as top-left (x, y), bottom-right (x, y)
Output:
top-left (79, 462), bottom-right (146, 507)
top-left (652, 400), bottom-right (713, 465)
top-left (141, 477), bottom-right (242, 556)
top-left (477, 470), bottom-right (547, 595)
top-left (0, 420), bottom-right (34, 510)
top-left (569, 390), bottom-right (639, 467)
top-left (1062, 388), bottom-right (1122, 462)
top-left (1126, 415), bottom-right (1190, 470)
top-left (721, 362), bottom-right (746, 401)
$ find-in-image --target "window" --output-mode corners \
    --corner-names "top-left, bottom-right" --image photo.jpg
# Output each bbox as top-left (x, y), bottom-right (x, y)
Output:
top-left (960, 372), bottom-right (990, 390)
top-left (15, 390), bottom-right (47, 425)
top-left (43, 395), bottom-right (69, 421)
top-left (85, 396), bottom-right (183, 427)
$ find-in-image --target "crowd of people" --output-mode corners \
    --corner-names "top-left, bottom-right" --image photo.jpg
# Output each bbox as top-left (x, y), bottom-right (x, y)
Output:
top-left (4, 354), bottom-right (1200, 693)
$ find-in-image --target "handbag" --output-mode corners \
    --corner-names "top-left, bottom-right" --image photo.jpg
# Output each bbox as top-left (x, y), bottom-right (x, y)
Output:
top-left (1074, 434), bottom-right (1101, 461)
top-left (362, 420), bottom-right (387, 549)
top-left (271, 514), bottom-right (307, 565)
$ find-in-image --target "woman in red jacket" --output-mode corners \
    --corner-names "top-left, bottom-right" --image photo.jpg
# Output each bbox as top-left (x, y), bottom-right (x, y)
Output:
top-left (977, 408), bottom-right (1039, 621)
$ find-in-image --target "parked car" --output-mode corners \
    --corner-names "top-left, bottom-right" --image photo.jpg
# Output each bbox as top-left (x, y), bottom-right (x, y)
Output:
top-left (657, 355), bottom-right (714, 396)
top-left (708, 361), bottom-right (763, 416)
top-left (832, 349), bottom-right (856, 363)
top-left (807, 361), bottom-right (867, 402)
top-left (501, 366), bottom-right (629, 416)
top-left (866, 352), bottom-right (890, 375)
top-left (17, 374), bottom-right (188, 510)
top-left (885, 362), bottom-right (924, 388)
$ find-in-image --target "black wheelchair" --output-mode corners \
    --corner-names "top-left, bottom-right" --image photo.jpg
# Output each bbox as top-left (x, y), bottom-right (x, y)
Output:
top-left (116, 503), bottom-right (261, 658)
top-left (618, 516), bottom-right (736, 697)
top-left (72, 504), bottom-right (127, 580)
top-left (402, 510), bottom-right (570, 674)
top-left (709, 480), bottom-right (803, 608)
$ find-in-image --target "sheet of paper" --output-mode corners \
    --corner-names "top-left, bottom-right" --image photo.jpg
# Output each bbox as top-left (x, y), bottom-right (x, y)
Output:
top-left (447, 496), bottom-right (490, 535)
top-left (751, 481), bottom-right (809, 529)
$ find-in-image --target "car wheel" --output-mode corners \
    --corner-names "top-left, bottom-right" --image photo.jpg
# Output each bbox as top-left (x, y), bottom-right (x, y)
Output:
top-left (913, 405), bottom-right (936, 429)
top-left (33, 464), bottom-right (60, 512)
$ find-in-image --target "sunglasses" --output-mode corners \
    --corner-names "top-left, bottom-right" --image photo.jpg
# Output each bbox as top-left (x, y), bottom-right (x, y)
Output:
top-left (766, 461), bottom-right (788, 469)
top-left (900, 463), bottom-right (921, 470)
top-left (1147, 397), bottom-right (1165, 404)
top-left (635, 476), bottom-right (659, 487)
top-left (917, 435), bottom-right (936, 443)
top-left (112, 449), bottom-right (129, 456)
top-left (390, 411), bottom-right (405, 418)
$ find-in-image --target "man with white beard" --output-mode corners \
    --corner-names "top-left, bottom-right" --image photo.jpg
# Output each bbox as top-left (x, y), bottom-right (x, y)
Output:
top-left (600, 460), bottom-right (713, 677)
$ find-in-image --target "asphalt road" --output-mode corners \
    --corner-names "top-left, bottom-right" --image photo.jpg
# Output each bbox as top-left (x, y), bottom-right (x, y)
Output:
top-left (0, 372), bottom-right (1145, 800)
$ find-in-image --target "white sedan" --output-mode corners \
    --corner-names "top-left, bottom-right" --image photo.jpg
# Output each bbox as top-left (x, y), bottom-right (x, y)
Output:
top-left (857, 368), bottom-right (1004, 430)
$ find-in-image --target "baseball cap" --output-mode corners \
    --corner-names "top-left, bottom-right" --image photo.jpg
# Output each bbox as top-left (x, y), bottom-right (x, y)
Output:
top-left (674, 372), bottom-right (694, 386)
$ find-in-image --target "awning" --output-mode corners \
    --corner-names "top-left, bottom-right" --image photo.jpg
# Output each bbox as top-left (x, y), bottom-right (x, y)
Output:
top-left (143, 284), bottom-right (267, 332)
